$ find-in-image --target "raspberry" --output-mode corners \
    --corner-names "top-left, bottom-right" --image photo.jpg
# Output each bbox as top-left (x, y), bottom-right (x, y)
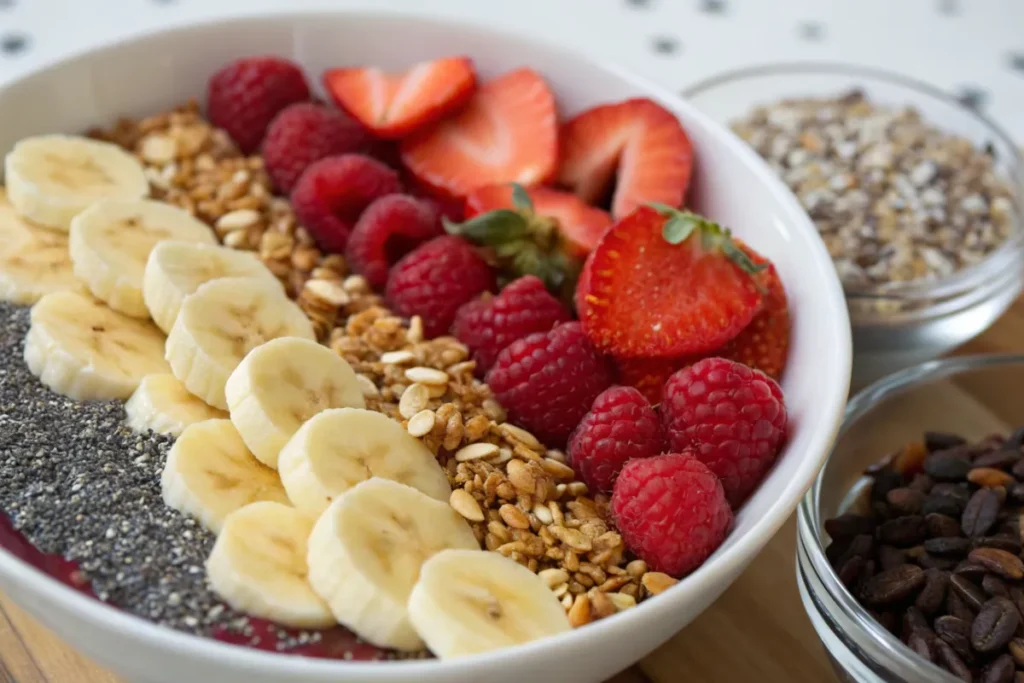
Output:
top-left (452, 276), bottom-right (571, 375)
top-left (485, 321), bottom-right (613, 447)
top-left (612, 452), bottom-right (732, 578)
top-left (386, 236), bottom-right (496, 338)
top-left (263, 103), bottom-right (369, 193)
top-left (660, 357), bottom-right (787, 508)
top-left (290, 155), bottom-right (401, 254)
top-left (345, 194), bottom-right (443, 289)
top-left (207, 56), bottom-right (310, 154)
top-left (567, 386), bottom-right (664, 494)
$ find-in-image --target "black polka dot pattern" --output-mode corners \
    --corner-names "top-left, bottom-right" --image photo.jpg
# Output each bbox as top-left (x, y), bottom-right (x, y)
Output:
top-left (1010, 52), bottom-right (1024, 74)
top-left (700, 0), bottom-right (727, 15)
top-left (955, 85), bottom-right (988, 111)
top-left (938, 0), bottom-right (959, 15)
top-left (0, 33), bottom-right (27, 55)
top-left (652, 36), bottom-right (680, 55)
top-left (625, 0), bottom-right (651, 7)
top-left (798, 21), bottom-right (825, 41)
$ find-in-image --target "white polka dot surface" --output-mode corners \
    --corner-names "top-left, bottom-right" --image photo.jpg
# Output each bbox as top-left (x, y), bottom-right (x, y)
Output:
top-left (0, 0), bottom-right (1021, 139)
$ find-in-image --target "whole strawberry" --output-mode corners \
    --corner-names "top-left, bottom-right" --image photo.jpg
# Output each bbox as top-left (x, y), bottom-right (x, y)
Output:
top-left (567, 386), bottom-right (664, 494)
top-left (290, 155), bottom-right (402, 254)
top-left (661, 357), bottom-right (787, 508)
top-left (612, 452), bottom-right (732, 578)
top-left (452, 275), bottom-right (571, 375)
top-left (207, 56), bottom-right (310, 153)
top-left (263, 103), bottom-right (369, 193)
top-left (386, 236), bottom-right (496, 338)
top-left (346, 194), bottom-right (444, 289)
top-left (485, 321), bottom-right (613, 447)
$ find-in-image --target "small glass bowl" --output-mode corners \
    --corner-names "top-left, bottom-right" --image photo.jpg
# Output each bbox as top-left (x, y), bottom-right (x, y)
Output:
top-left (683, 64), bottom-right (1024, 391)
top-left (796, 354), bottom-right (1024, 682)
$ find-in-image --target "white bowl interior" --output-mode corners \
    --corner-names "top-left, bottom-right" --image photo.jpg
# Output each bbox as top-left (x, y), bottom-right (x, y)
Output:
top-left (0, 12), bottom-right (852, 683)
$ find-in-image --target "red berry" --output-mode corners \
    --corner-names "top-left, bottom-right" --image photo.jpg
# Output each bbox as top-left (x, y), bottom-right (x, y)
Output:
top-left (567, 386), bottom-right (664, 494)
top-left (207, 56), bottom-right (311, 154)
top-left (290, 154), bottom-right (401, 254)
top-left (345, 194), bottom-right (443, 289)
top-left (660, 357), bottom-right (787, 508)
top-left (485, 321), bottom-right (613, 447)
top-left (612, 452), bottom-right (732, 578)
top-left (614, 356), bottom-right (686, 405)
top-left (263, 103), bottom-right (370, 193)
top-left (452, 276), bottom-right (572, 375)
top-left (386, 236), bottom-right (496, 338)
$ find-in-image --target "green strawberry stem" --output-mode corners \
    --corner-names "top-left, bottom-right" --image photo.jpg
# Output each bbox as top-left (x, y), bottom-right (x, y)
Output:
top-left (649, 203), bottom-right (768, 284)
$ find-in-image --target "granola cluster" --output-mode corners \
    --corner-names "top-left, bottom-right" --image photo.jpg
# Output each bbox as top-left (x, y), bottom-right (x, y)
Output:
top-left (94, 103), bottom-right (678, 628)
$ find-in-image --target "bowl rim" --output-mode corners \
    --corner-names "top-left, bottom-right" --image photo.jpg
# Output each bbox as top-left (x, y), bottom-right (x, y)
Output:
top-left (683, 61), bottom-right (1024, 312)
top-left (0, 10), bottom-right (853, 678)
top-left (798, 352), bottom-right (1024, 682)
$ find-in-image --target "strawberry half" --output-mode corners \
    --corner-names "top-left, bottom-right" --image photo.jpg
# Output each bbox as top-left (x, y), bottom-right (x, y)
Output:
top-left (400, 68), bottom-right (558, 200)
top-left (577, 205), bottom-right (766, 358)
top-left (557, 98), bottom-right (694, 219)
top-left (323, 57), bottom-right (476, 140)
top-left (465, 184), bottom-right (611, 257)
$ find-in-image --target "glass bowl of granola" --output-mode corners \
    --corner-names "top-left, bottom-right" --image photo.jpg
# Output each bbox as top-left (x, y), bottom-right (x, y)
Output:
top-left (684, 64), bottom-right (1024, 391)
top-left (0, 12), bottom-right (851, 683)
top-left (798, 354), bottom-right (1024, 682)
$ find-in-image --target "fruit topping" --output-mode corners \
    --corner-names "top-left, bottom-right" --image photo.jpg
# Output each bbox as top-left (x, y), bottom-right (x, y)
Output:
top-left (345, 194), bottom-right (443, 289)
top-left (557, 98), bottom-right (693, 218)
top-left (207, 56), bottom-right (311, 154)
top-left (289, 154), bottom-right (402, 254)
top-left (613, 357), bottom-right (685, 406)
top-left (385, 235), bottom-right (496, 338)
top-left (567, 386), bottom-right (664, 494)
top-left (464, 183), bottom-right (612, 258)
top-left (400, 68), bottom-right (558, 199)
top-left (452, 274), bottom-right (572, 375)
top-left (612, 452), bottom-right (733, 578)
top-left (660, 357), bottom-right (788, 508)
top-left (577, 205), bottom-right (766, 358)
top-left (485, 321), bottom-right (613, 447)
top-left (324, 57), bottom-right (477, 139)
top-left (262, 103), bottom-right (370, 193)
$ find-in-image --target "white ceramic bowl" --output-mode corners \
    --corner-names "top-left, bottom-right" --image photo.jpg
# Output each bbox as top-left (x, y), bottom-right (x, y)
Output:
top-left (0, 11), bottom-right (852, 683)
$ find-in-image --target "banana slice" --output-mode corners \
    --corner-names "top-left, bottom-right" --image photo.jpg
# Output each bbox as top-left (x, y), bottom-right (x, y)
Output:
top-left (0, 189), bottom-right (85, 305)
top-left (165, 277), bottom-right (316, 411)
top-left (5, 134), bottom-right (149, 231)
top-left (225, 339), bottom-right (366, 470)
top-left (161, 419), bottom-right (291, 534)
top-left (306, 478), bottom-right (479, 651)
top-left (69, 199), bottom-right (216, 318)
top-left (278, 407), bottom-right (450, 517)
top-left (124, 373), bottom-right (227, 436)
top-left (143, 240), bottom-right (283, 334)
top-left (24, 291), bottom-right (170, 401)
top-left (408, 549), bottom-right (572, 659)
top-left (207, 501), bottom-right (335, 629)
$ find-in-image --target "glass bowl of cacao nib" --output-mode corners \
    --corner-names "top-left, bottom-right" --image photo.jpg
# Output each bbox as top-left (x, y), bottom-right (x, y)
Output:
top-left (797, 354), bottom-right (1024, 682)
top-left (684, 64), bottom-right (1024, 391)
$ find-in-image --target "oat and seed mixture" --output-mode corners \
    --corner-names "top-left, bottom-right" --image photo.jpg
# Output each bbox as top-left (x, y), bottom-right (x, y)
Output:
top-left (731, 90), bottom-right (1016, 290)
top-left (89, 101), bottom-right (678, 630)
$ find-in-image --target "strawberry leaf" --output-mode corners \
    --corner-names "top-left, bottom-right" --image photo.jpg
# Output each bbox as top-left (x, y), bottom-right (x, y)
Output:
top-left (648, 202), bottom-right (679, 216)
top-left (510, 183), bottom-right (534, 214)
top-left (662, 214), bottom-right (700, 244)
top-left (443, 211), bottom-right (529, 246)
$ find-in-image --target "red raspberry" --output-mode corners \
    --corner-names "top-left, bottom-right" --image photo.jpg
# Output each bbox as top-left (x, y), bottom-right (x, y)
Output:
top-left (485, 321), bottom-right (613, 447)
top-left (386, 236), bottom-right (496, 338)
top-left (660, 357), bottom-right (787, 508)
top-left (567, 386), bottom-right (664, 494)
top-left (263, 103), bottom-right (369, 193)
top-left (290, 155), bottom-right (401, 254)
top-left (345, 194), bottom-right (443, 289)
top-left (612, 452), bottom-right (732, 577)
top-left (206, 56), bottom-right (311, 154)
top-left (452, 276), bottom-right (571, 375)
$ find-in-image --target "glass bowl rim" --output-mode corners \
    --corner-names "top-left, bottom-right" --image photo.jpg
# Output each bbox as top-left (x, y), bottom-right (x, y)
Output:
top-left (683, 61), bottom-right (1024, 307)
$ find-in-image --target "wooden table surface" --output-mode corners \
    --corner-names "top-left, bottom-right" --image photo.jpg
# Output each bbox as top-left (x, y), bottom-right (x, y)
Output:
top-left (3, 299), bottom-right (1022, 683)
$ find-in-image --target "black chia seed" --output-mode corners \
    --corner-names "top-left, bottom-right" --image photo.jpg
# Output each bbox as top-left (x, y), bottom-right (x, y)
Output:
top-left (0, 302), bottom-right (246, 637)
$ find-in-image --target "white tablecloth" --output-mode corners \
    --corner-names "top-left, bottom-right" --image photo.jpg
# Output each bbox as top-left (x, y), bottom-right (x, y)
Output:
top-left (0, 0), bottom-right (1022, 139)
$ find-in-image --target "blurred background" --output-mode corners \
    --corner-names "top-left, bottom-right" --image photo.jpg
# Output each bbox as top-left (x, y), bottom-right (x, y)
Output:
top-left (1, 0), bottom-right (1022, 140)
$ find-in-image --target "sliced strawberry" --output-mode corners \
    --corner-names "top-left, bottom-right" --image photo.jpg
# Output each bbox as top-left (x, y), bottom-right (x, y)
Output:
top-left (615, 357), bottom-right (686, 405)
top-left (323, 57), bottom-right (476, 140)
top-left (557, 98), bottom-right (693, 219)
top-left (465, 184), bottom-right (611, 257)
top-left (400, 68), bottom-right (558, 200)
top-left (577, 205), bottom-right (765, 358)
